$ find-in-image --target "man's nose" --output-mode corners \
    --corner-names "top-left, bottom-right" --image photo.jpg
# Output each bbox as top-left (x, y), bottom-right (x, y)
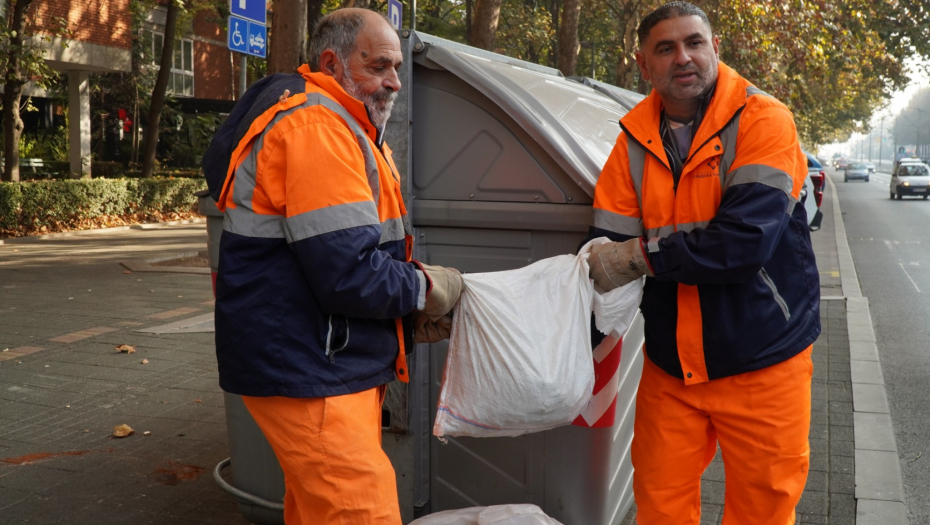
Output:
top-left (673, 45), bottom-right (692, 66)
top-left (383, 67), bottom-right (401, 93)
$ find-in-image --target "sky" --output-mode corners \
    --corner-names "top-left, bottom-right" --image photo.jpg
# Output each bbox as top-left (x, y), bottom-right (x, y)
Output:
top-left (820, 57), bottom-right (930, 159)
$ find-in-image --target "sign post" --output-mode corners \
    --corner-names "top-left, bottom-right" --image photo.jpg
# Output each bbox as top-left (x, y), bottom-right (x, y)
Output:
top-left (387, 0), bottom-right (403, 30)
top-left (227, 0), bottom-right (267, 97)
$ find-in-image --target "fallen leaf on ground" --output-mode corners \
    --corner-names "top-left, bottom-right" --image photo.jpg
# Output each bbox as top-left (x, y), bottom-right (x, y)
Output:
top-left (115, 344), bottom-right (135, 354)
top-left (112, 424), bottom-right (134, 438)
top-left (141, 358), bottom-right (149, 364)
top-left (123, 271), bottom-right (132, 274)
top-left (143, 431), bottom-right (151, 436)
top-left (194, 399), bottom-right (202, 403)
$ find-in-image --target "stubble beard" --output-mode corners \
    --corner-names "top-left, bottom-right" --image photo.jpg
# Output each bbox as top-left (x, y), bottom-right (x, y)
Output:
top-left (657, 60), bottom-right (718, 106)
top-left (342, 67), bottom-right (397, 128)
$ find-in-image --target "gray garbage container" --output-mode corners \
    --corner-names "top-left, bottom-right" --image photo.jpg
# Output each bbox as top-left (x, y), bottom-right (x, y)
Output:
top-left (213, 31), bottom-right (647, 525)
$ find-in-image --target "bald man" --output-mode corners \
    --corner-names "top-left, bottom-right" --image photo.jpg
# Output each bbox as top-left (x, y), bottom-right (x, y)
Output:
top-left (204, 8), bottom-right (462, 524)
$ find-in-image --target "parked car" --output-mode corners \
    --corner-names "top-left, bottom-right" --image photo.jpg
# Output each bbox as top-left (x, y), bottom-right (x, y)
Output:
top-left (834, 158), bottom-right (849, 169)
top-left (802, 151), bottom-right (824, 231)
top-left (890, 162), bottom-right (930, 200)
top-left (844, 162), bottom-right (870, 182)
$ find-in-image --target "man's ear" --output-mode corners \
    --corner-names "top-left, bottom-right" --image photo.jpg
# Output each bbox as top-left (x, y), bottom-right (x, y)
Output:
top-left (319, 49), bottom-right (340, 77)
top-left (634, 51), bottom-right (650, 82)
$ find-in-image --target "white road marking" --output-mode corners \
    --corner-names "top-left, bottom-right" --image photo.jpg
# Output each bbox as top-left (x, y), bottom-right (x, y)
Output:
top-left (899, 262), bottom-right (922, 293)
top-left (884, 240), bottom-right (896, 252)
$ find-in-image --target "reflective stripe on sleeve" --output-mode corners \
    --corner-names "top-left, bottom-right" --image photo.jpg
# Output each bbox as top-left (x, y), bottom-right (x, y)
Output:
top-left (379, 217), bottom-right (407, 244)
top-left (724, 164), bottom-right (797, 214)
top-left (593, 208), bottom-right (643, 237)
top-left (284, 201), bottom-right (380, 243)
top-left (675, 221), bottom-right (710, 234)
top-left (627, 139), bottom-right (646, 211)
top-left (645, 225), bottom-right (675, 239)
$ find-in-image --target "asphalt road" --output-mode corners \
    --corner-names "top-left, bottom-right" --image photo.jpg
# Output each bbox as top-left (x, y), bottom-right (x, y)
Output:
top-left (830, 166), bottom-right (930, 525)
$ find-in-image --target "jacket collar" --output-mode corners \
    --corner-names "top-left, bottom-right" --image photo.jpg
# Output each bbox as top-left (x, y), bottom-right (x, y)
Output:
top-left (620, 62), bottom-right (751, 163)
top-left (298, 64), bottom-right (381, 145)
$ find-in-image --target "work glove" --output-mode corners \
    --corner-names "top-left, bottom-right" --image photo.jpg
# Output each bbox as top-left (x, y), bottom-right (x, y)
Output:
top-left (413, 312), bottom-right (453, 343)
top-left (588, 238), bottom-right (654, 292)
top-left (414, 262), bottom-right (464, 319)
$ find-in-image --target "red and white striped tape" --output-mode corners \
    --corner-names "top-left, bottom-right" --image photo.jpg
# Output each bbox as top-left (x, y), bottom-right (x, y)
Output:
top-left (573, 334), bottom-right (623, 428)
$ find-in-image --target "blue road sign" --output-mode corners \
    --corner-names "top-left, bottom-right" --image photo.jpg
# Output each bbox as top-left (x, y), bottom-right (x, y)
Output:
top-left (230, 0), bottom-right (266, 25)
top-left (228, 15), bottom-right (266, 58)
top-left (387, 0), bottom-right (403, 30)
top-left (247, 21), bottom-right (267, 58)
top-left (228, 15), bottom-right (248, 54)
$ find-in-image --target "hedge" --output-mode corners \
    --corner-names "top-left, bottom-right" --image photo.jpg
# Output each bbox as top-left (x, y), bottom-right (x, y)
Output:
top-left (0, 177), bottom-right (208, 236)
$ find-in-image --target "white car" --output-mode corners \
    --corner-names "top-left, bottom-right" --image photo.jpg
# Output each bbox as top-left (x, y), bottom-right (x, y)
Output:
top-left (890, 162), bottom-right (930, 200)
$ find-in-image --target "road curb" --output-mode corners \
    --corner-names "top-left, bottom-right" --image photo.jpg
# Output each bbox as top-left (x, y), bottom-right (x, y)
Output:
top-left (827, 173), bottom-right (908, 524)
top-left (0, 218), bottom-right (206, 245)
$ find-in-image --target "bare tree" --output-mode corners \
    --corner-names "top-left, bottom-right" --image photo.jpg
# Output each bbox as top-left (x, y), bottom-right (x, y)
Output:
top-left (557, 0), bottom-right (582, 77)
top-left (1, 0), bottom-right (35, 182)
top-left (141, 1), bottom-right (180, 178)
top-left (470, 0), bottom-right (503, 50)
top-left (269, 0), bottom-right (308, 73)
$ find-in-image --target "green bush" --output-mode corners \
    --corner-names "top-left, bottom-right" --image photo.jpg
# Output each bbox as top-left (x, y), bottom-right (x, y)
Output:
top-left (0, 177), bottom-right (207, 235)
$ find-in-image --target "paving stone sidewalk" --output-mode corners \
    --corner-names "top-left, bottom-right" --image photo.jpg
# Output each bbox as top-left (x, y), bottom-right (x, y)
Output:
top-left (0, 224), bottom-right (249, 525)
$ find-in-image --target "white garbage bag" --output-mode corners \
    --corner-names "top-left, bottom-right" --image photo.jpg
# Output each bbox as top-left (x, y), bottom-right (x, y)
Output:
top-left (433, 238), bottom-right (643, 438)
top-left (409, 504), bottom-right (564, 525)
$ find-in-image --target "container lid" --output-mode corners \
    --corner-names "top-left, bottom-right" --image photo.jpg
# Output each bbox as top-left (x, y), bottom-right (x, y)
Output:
top-left (416, 34), bottom-right (642, 196)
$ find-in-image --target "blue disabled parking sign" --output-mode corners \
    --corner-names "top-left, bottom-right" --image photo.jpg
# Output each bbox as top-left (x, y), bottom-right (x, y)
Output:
top-left (228, 15), bottom-right (266, 58)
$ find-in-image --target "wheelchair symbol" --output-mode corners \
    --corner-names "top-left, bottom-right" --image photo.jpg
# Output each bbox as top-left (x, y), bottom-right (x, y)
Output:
top-left (231, 21), bottom-right (245, 47)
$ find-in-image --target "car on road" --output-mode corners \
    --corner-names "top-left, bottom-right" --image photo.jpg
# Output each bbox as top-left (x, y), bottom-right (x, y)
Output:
top-left (890, 162), bottom-right (930, 200)
top-left (803, 151), bottom-right (825, 230)
top-left (844, 162), bottom-right (870, 182)
top-left (865, 162), bottom-right (875, 173)
top-left (834, 158), bottom-right (849, 169)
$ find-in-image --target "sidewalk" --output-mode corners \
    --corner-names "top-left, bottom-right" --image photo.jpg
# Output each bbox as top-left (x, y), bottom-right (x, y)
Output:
top-left (0, 224), bottom-right (248, 524)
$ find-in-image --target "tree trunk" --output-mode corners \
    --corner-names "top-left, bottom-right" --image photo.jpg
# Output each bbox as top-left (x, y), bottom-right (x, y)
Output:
top-left (465, 0), bottom-right (472, 43)
top-left (141, 1), bottom-right (180, 179)
top-left (307, 0), bottom-right (324, 55)
top-left (2, 0), bottom-right (35, 183)
top-left (557, 0), bottom-right (582, 77)
top-left (269, 0), bottom-right (308, 74)
top-left (470, 0), bottom-right (503, 50)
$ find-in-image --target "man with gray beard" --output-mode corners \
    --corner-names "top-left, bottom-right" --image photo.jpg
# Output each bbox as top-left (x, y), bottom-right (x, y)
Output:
top-left (202, 7), bottom-right (463, 524)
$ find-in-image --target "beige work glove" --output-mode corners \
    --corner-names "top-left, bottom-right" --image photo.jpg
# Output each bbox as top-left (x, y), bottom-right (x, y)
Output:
top-left (413, 312), bottom-right (453, 343)
top-left (588, 238), bottom-right (654, 292)
top-left (417, 263), bottom-right (464, 319)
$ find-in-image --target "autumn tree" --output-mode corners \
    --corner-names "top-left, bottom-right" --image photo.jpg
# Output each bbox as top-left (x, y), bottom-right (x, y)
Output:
top-left (470, 0), bottom-right (503, 49)
top-left (140, 1), bottom-right (181, 178)
top-left (269, 0), bottom-right (308, 73)
top-left (0, 0), bottom-right (68, 182)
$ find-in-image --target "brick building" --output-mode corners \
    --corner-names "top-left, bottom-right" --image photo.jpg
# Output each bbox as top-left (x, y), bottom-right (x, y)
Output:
top-left (19, 0), bottom-right (245, 176)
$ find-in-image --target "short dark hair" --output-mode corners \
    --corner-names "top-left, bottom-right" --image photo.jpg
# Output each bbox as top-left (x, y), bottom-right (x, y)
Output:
top-left (637, 2), bottom-right (712, 48)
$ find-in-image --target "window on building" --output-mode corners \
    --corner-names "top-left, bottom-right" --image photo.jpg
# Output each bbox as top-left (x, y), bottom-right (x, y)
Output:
top-left (141, 29), bottom-right (194, 97)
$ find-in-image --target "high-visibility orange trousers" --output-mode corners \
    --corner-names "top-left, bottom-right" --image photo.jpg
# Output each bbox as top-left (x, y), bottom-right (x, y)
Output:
top-left (242, 387), bottom-right (402, 525)
top-left (632, 346), bottom-right (813, 525)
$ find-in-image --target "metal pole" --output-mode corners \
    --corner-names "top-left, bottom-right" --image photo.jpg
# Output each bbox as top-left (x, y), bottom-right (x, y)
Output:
top-left (240, 55), bottom-right (248, 97)
top-left (878, 118), bottom-right (884, 169)
top-left (410, 0), bottom-right (416, 30)
top-left (868, 126), bottom-right (872, 161)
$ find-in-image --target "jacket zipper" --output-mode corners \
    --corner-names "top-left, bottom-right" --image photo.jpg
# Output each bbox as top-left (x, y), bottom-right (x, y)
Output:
top-left (325, 315), bottom-right (351, 363)
top-left (759, 268), bottom-right (791, 320)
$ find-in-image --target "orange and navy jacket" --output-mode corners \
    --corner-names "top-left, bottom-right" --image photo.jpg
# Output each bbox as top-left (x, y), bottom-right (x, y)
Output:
top-left (202, 65), bottom-right (419, 398)
top-left (587, 63), bottom-right (820, 384)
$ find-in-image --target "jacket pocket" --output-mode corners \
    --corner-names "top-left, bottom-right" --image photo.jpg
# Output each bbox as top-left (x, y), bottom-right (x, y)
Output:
top-left (325, 315), bottom-right (350, 363)
top-left (759, 268), bottom-right (791, 321)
